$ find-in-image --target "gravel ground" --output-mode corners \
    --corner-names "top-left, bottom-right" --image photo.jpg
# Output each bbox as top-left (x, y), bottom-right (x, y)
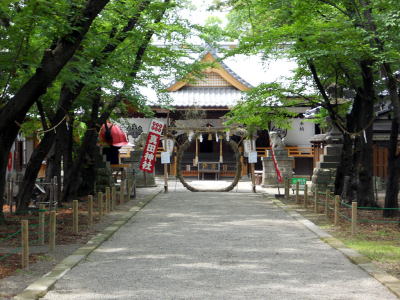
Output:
top-left (41, 184), bottom-right (397, 300)
top-left (0, 187), bottom-right (160, 299)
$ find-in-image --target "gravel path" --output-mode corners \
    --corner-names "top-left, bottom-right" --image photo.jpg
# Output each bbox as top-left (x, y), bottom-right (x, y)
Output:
top-left (42, 190), bottom-right (397, 299)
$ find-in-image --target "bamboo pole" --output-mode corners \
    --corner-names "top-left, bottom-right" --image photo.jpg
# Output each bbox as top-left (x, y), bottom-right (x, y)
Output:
top-left (88, 195), bottom-right (93, 226)
top-left (72, 200), bottom-right (78, 234)
top-left (304, 184), bottom-right (308, 208)
top-left (285, 178), bottom-right (289, 200)
top-left (352, 202), bottom-right (357, 235)
top-left (295, 181), bottom-right (299, 204)
top-left (164, 164), bottom-right (168, 193)
top-left (334, 195), bottom-right (340, 226)
top-left (49, 211), bottom-right (56, 252)
top-left (105, 187), bottom-right (111, 214)
top-left (314, 186), bottom-right (318, 213)
top-left (111, 187), bottom-right (116, 211)
top-left (21, 220), bottom-right (29, 269)
top-left (325, 190), bottom-right (329, 217)
top-left (98, 192), bottom-right (103, 217)
top-left (38, 204), bottom-right (45, 245)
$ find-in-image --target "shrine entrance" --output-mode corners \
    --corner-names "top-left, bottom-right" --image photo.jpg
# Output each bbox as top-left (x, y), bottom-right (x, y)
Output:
top-left (171, 127), bottom-right (243, 192)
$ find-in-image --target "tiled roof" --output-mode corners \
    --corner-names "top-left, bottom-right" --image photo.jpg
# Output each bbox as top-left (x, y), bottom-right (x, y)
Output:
top-left (167, 87), bottom-right (243, 107)
top-left (209, 50), bottom-right (253, 89)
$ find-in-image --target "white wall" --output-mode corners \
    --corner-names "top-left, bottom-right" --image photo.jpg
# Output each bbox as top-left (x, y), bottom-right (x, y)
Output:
top-left (285, 119), bottom-right (315, 147)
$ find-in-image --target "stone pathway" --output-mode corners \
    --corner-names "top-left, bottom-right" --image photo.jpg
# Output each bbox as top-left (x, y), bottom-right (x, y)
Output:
top-left (41, 189), bottom-right (397, 299)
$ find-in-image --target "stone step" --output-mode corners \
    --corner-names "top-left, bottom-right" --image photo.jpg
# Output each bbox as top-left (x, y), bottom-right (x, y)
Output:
top-left (320, 155), bottom-right (341, 163)
top-left (324, 145), bottom-right (342, 156)
top-left (318, 161), bottom-right (339, 168)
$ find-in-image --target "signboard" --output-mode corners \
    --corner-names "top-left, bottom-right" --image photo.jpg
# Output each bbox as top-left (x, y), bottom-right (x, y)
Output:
top-left (248, 151), bottom-right (258, 163)
top-left (139, 120), bottom-right (164, 173)
top-left (161, 152), bottom-right (170, 164)
top-left (162, 138), bottom-right (174, 153)
top-left (243, 139), bottom-right (256, 157)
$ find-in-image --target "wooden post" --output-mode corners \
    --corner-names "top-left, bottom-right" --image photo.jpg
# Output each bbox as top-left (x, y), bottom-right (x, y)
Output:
top-left (121, 180), bottom-right (126, 203)
top-left (295, 181), bottom-right (299, 204)
top-left (250, 163), bottom-right (256, 193)
top-left (352, 202), bottom-right (357, 235)
top-left (49, 178), bottom-right (54, 211)
top-left (111, 187), bottom-right (116, 211)
top-left (285, 178), bottom-right (289, 200)
top-left (119, 186), bottom-right (123, 205)
top-left (38, 204), bottom-right (45, 245)
top-left (98, 192), bottom-right (103, 217)
top-left (21, 220), bottom-right (29, 269)
top-left (304, 184), bottom-right (308, 208)
top-left (53, 176), bottom-right (58, 210)
top-left (164, 164), bottom-right (168, 193)
top-left (325, 190), bottom-right (329, 217)
top-left (88, 195), bottom-right (93, 226)
top-left (105, 187), bottom-right (111, 214)
top-left (314, 186), bottom-right (318, 213)
top-left (334, 195), bottom-right (340, 226)
top-left (72, 200), bottom-right (78, 234)
top-left (49, 211), bottom-right (56, 252)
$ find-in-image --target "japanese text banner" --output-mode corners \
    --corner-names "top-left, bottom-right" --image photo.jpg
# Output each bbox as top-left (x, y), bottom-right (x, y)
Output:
top-left (139, 120), bottom-right (164, 173)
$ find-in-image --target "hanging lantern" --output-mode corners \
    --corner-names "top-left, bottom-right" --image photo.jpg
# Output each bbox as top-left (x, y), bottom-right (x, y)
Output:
top-left (208, 132), bottom-right (212, 140)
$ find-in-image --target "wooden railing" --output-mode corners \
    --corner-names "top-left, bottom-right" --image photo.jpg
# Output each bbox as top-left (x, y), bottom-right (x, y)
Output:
top-left (256, 147), bottom-right (314, 158)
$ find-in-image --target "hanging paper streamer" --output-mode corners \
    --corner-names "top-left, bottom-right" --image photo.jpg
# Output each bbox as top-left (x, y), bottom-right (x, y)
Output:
top-left (199, 134), bottom-right (203, 143)
top-left (215, 133), bottom-right (219, 142)
top-left (219, 137), bottom-right (223, 163)
top-left (188, 130), bottom-right (194, 142)
top-left (194, 137), bottom-right (199, 166)
top-left (226, 130), bottom-right (230, 141)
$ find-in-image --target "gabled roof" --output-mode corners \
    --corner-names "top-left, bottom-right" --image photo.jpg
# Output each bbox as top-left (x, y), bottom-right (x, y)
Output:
top-left (167, 51), bottom-right (253, 92)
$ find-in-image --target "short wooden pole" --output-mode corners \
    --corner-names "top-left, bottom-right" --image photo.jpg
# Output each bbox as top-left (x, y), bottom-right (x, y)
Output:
top-left (295, 181), bottom-right (299, 204)
top-left (49, 211), bottom-right (56, 252)
top-left (325, 191), bottom-right (329, 217)
top-left (111, 187), bottom-right (116, 211)
top-left (98, 192), bottom-right (103, 217)
top-left (126, 179), bottom-right (131, 201)
top-left (72, 200), bottom-right (78, 234)
top-left (314, 186), bottom-right (318, 213)
top-left (88, 195), bottom-right (93, 226)
top-left (38, 204), bottom-right (45, 245)
top-left (21, 220), bottom-right (29, 269)
top-left (285, 178), bottom-right (289, 200)
top-left (119, 187), bottom-right (123, 205)
top-left (121, 180), bottom-right (126, 203)
top-left (352, 202), bottom-right (357, 235)
top-left (304, 184), bottom-right (308, 208)
top-left (164, 164), bottom-right (168, 193)
top-left (334, 195), bottom-right (340, 226)
top-left (105, 187), bottom-right (111, 214)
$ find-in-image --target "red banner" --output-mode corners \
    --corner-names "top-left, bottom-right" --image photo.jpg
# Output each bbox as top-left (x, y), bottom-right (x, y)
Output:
top-left (139, 120), bottom-right (164, 173)
top-left (270, 146), bottom-right (283, 183)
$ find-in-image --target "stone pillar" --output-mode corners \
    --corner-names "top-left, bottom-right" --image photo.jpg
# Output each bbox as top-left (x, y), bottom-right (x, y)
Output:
top-left (261, 149), bottom-right (294, 187)
top-left (122, 150), bottom-right (155, 187)
top-left (311, 118), bottom-right (343, 192)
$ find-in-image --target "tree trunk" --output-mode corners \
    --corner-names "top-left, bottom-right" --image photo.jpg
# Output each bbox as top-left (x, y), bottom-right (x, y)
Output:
top-left (384, 119), bottom-right (400, 217)
top-left (15, 132), bottom-right (56, 213)
top-left (334, 133), bottom-right (354, 197)
top-left (354, 61), bottom-right (376, 207)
